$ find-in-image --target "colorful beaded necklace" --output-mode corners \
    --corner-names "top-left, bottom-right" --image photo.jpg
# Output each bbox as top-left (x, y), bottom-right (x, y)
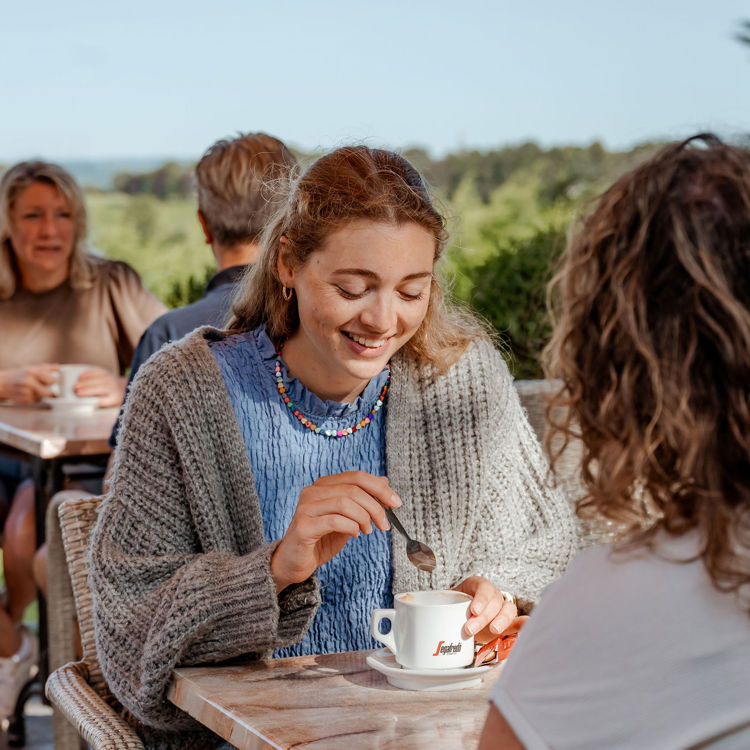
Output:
top-left (274, 350), bottom-right (390, 438)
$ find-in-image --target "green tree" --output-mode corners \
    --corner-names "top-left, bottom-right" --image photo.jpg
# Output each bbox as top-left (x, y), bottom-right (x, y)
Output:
top-left (113, 162), bottom-right (194, 198)
top-left (468, 226), bottom-right (566, 379)
top-left (165, 265), bottom-right (215, 309)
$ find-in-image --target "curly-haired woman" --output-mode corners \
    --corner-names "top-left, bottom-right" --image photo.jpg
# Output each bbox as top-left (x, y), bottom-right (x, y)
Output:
top-left (480, 135), bottom-right (750, 749)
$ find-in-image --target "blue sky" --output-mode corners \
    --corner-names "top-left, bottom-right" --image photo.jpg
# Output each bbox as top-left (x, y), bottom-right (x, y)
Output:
top-left (2, 0), bottom-right (748, 160)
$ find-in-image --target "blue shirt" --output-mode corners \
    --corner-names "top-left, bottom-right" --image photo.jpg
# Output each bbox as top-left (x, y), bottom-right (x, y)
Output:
top-left (110, 265), bottom-right (248, 447)
top-left (209, 325), bottom-right (393, 657)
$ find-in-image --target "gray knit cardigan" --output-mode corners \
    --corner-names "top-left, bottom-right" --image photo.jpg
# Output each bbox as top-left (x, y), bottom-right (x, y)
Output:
top-left (89, 328), bottom-right (580, 748)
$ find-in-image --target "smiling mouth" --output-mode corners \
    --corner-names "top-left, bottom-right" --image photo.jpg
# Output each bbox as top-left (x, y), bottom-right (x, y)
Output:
top-left (343, 331), bottom-right (388, 348)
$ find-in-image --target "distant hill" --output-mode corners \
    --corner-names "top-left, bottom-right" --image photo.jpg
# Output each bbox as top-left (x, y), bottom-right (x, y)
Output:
top-left (48, 141), bottom-right (660, 198)
top-left (0, 158), bottom-right (190, 190)
top-left (0, 140), bottom-right (667, 195)
top-left (0, 158), bottom-right (194, 190)
top-left (59, 158), bottom-right (195, 189)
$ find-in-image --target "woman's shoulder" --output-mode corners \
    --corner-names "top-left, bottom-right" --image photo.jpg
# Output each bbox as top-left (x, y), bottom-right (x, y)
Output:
top-left (86, 255), bottom-right (142, 282)
top-left (535, 531), bottom-right (730, 618)
top-left (458, 336), bottom-right (511, 373)
top-left (421, 336), bottom-right (514, 395)
top-left (392, 336), bottom-right (516, 432)
top-left (131, 327), bottom-right (228, 392)
top-left (85, 256), bottom-right (166, 336)
top-left (494, 533), bottom-right (750, 750)
top-left (85, 256), bottom-right (151, 296)
top-left (397, 335), bottom-right (510, 383)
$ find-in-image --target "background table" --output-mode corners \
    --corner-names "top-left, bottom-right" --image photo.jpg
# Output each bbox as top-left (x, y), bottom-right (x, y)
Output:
top-left (0, 402), bottom-right (117, 562)
top-left (0, 403), bottom-right (117, 747)
top-left (0, 403), bottom-right (118, 526)
top-left (169, 649), bottom-right (501, 749)
top-left (0, 403), bottom-right (118, 460)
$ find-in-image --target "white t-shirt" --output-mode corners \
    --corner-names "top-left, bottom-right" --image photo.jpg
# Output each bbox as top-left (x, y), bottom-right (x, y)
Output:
top-left (491, 531), bottom-right (750, 749)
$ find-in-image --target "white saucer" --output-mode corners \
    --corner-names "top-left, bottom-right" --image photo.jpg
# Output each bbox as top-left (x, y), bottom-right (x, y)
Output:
top-left (366, 648), bottom-right (495, 691)
top-left (41, 396), bottom-right (100, 414)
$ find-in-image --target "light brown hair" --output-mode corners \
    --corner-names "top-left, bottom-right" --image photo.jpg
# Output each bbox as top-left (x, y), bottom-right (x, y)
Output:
top-left (229, 145), bottom-right (485, 371)
top-left (0, 160), bottom-right (92, 299)
top-left (545, 134), bottom-right (750, 607)
top-left (195, 132), bottom-right (297, 246)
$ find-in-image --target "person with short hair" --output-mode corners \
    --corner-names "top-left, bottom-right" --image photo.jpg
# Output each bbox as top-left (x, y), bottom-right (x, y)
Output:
top-left (109, 132), bottom-right (297, 447)
top-left (0, 160), bottom-right (164, 717)
top-left (91, 145), bottom-right (580, 748)
top-left (480, 135), bottom-right (750, 750)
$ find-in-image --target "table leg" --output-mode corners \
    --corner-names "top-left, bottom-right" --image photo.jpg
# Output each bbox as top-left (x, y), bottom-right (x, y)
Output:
top-left (6, 457), bottom-right (52, 746)
top-left (33, 459), bottom-right (52, 690)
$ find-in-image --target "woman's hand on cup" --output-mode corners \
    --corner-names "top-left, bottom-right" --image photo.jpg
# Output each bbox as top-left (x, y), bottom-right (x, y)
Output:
top-left (452, 575), bottom-right (519, 644)
top-left (271, 471), bottom-right (402, 594)
top-left (73, 368), bottom-right (126, 407)
top-left (0, 364), bottom-right (58, 404)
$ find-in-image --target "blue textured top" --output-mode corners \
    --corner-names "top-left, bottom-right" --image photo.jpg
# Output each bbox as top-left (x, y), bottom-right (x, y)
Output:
top-left (209, 325), bottom-right (393, 657)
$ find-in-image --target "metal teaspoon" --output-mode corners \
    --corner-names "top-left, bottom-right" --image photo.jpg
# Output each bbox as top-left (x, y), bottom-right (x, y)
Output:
top-left (383, 506), bottom-right (437, 572)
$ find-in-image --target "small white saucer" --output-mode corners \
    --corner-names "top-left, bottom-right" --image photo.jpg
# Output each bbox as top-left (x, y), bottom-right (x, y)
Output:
top-left (366, 648), bottom-right (495, 691)
top-left (41, 396), bottom-right (100, 414)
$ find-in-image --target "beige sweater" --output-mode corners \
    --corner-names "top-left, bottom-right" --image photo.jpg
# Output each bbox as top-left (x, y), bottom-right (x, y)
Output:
top-left (0, 256), bottom-right (165, 374)
top-left (90, 328), bottom-right (580, 748)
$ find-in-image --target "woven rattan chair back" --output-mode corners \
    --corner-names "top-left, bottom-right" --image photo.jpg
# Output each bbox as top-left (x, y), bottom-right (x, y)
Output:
top-left (47, 490), bottom-right (97, 750)
top-left (47, 493), bottom-right (145, 748)
top-left (514, 378), bottom-right (587, 515)
top-left (514, 378), bottom-right (582, 477)
top-left (514, 378), bottom-right (637, 544)
top-left (57, 495), bottom-right (110, 698)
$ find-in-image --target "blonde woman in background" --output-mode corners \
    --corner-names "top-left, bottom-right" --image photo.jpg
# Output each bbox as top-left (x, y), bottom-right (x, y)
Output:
top-left (0, 161), bottom-right (165, 717)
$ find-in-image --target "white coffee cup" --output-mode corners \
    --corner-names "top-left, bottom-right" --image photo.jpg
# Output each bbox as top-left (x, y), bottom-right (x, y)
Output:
top-left (51, 364), bottom-right (90, 399)
top-left (371, 590), bottom-right (474, 670)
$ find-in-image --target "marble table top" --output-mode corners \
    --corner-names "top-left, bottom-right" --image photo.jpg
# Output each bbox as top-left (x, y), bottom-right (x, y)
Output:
top-left (168, 649), bottom-right (502, 749)
top-left (0, 403), bottom-right (117, 459)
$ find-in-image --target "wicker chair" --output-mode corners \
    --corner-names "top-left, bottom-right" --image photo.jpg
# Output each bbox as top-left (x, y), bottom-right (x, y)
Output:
top-left (46, 490), bottom-right (91, 750)
top-left (45, 494), bottom-right (145, 749)
top-left (514, 378), bottom-right (629, 544)
top-left (514, 378), bottom-right (585, 506)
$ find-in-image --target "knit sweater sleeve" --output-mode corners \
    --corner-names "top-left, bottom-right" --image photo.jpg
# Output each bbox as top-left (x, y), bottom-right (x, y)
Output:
top-left (386, 339), bottom-right (581, 612)
top-left (89, 333), bottom-right (320, 731)
top-left (458, 346), bottom-right (581, 612)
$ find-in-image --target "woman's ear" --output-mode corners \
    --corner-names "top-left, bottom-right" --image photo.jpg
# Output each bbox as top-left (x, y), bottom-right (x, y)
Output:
top-left (276, 236), bottom-right (295, 287)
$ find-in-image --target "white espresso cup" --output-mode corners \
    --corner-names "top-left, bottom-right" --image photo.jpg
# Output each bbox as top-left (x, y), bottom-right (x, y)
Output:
top-left (51, 364), bottom-right (90, 399)
top-left (371, 590), bottom-right (474, 670)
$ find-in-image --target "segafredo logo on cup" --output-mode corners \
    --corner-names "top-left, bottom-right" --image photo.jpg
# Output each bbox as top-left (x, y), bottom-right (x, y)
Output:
top-left (432, 640), bottom-right (463, 656)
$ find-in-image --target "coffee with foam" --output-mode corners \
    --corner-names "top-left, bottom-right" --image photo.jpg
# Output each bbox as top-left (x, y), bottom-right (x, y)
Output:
top-left (371, 590), bottom-right (474, 670)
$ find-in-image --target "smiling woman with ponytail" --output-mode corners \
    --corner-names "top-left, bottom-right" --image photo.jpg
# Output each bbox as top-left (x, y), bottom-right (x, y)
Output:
top-left (90, 145), bottom-right (580, 749)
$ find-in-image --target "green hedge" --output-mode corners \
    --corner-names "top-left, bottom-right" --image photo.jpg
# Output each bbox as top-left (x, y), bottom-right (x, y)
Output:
top-left (165, 265), bottom-right (215, 309)
top-left (468, 226), bottom-right (566, 379)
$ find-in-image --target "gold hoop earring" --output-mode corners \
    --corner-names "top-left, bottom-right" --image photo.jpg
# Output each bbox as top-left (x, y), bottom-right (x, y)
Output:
top-left (282, 285), bottom-right (293, 302)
